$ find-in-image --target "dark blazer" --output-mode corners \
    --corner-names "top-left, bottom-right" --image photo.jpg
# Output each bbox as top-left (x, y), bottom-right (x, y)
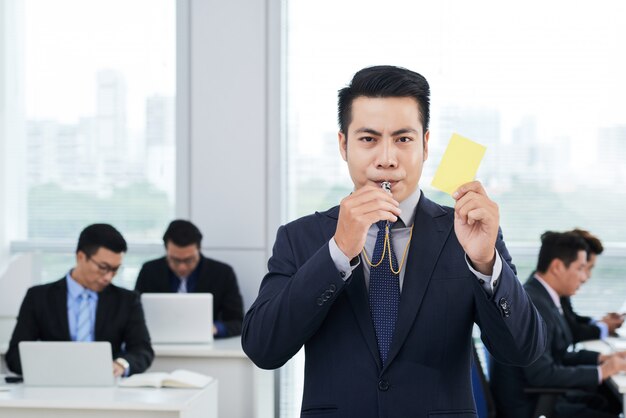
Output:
top-left (561, 296), bottom-right (601, 342)
top-left (134, 255), bottom-right (244, 337)
top-left (5, 277), bottom-right (154, 375)
top-left (242, 195), bottom-right (546, 418)
top-left (490, 276), bottom-right (599, 418)
top-left (526, 270), bottom-right (601, 343)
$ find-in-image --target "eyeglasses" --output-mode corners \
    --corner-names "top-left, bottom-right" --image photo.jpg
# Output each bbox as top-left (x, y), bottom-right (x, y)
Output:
top-left (166, 255), bottom-right (199, 267)
top-left (88, 257), bottom-right (122, 275)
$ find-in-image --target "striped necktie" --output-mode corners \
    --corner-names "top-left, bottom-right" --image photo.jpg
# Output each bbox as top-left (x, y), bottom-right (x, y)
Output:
top-left (369, 221), bottom-right (400, 367)
top-left (76, 290), bottom-right (92, 342)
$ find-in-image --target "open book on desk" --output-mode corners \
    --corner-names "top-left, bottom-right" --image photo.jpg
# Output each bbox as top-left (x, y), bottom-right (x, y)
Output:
top-left (119, 369), bottom-right (213, 388)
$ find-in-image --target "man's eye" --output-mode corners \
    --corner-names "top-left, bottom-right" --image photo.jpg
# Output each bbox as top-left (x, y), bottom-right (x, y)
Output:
top-left (397, 136), bottom-right (412, 143)
top-left (360, 137), bottom-right (375, 143)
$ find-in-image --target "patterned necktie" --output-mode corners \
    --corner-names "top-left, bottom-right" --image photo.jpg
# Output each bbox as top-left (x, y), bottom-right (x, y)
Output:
top-left (369, 220), bottom-right (400, 367)
top-left (76, 290), bottom-right (92, 342)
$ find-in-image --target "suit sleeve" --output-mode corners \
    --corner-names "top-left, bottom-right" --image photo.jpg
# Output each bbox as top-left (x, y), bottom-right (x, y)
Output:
top-left (473, 229), bottom-right (547, 367)
top-left (523, 321), bottom-right (599, 388)
top-left (120, 292), bottom-right (154, 375)
top-left (242, 225), bottom-right (346, 369)
top-left (215, 266), bottom-right (244, 337)
top-left (5, 289), bottom-right (40, 374)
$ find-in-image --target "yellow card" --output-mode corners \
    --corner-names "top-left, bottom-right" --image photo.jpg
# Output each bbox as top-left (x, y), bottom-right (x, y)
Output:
top-left (430, 133), bottom-right (486, 195)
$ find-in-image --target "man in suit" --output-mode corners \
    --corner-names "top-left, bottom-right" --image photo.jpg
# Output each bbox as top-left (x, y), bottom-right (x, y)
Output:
top-left (242, 66), bottom-right (546, 417)
top-left (490, 231), bottom-right (626, 418)
top-left (135, 219), bottom-right (244, 337)
top-left (6, 224), bottom-right (154, 377)
top-left (561, 228), bottom-right (623, 342)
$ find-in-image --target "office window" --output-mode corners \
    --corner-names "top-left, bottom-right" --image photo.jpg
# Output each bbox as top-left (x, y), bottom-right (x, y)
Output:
top-left (2, 0), bottom-right (176, 287)
top-left (282, 1), bottom-right (626, 416)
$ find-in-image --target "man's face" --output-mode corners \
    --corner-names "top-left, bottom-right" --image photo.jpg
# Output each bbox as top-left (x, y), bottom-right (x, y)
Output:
top-left (582, 253), bottom-right (597, 283)
top-left (557, 250), bottom-right (588, 296)
top-left (166, 242), bottom-right (200, 278)
top-left (75, 248), bottom-right (123, 292)
top-left (338, 96), bottom-right (429, 203)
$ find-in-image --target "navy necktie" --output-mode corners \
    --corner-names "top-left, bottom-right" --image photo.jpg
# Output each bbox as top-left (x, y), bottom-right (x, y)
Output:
top-left (369, 221), bottom-right (400, 367)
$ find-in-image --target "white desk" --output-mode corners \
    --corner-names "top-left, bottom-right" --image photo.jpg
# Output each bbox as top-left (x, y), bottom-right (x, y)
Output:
top-left (581, 338), bottom-right (626, 415)
top-left (150, 337), bottom-right (274, 418)
top-left (1, 337), bottom-right (272, 418)
top-left (0, 379), bottom-right (217, 418)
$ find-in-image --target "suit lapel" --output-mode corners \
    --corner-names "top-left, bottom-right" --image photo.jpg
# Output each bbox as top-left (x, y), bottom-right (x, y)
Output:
top-left (318, 207), bottom-right (381, 368)
top-left (344, 266), bottom-right (382, 369)
top-left (53, 278), bottom-right (71, 340)
top-left (384, 196), bottom-right (452, 371)
top-left (528, 277), bottom-right (574, 347)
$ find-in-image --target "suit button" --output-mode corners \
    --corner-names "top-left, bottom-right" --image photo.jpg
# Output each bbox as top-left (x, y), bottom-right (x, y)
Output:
top-left (324, 290), bottom-right (333, 299)
top-left (316, 297), bottom-right (323, 306)
top-left (478, 279), bottom-right (485, 285)
top-left (499, 297), bottom-right (510, 317)
top-left (329, 284), bottom-right (336, 292)
top-left (378, 379), bottom-right (389, 391)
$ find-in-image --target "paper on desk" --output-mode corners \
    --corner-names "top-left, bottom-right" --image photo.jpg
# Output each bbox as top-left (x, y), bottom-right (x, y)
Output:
top-left (431, 133), bottom-right (486, 195)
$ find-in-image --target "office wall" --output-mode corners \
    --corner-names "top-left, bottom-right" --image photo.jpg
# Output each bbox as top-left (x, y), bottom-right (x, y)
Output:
top-left (184, 0), bottom-right (282, 310)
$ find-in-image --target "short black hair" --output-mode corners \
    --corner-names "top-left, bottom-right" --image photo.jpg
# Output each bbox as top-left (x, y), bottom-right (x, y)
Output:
top-left (570, 228), bottom-right (604, 257)
top-left (76, 224), bottom-right (127, 257)
top-left (163, 219), bottom-right (203, 248)
top-left (337, 65), bottom-right (430, 135)
top-left (536, 231), bottom-right (589, 273)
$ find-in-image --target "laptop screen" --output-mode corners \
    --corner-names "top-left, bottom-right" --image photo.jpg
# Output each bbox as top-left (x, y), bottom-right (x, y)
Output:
top-left (141, 293), bottom-right (213, 344)
top-left (19, 341), bottom-right (115, 386)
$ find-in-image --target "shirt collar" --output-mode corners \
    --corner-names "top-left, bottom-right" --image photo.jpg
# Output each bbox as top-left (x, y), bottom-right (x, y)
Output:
top-left (66, 271), bottom-right (98, 300)
top-left (534, 273), bottom-right (562, 309)
top-left (397, 188), bottom-right (421, 228)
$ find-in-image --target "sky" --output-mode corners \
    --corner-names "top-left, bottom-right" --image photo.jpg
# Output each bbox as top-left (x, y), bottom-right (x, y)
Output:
top-left (286, 0), bottom-right (626, 157)
top-left (23, 0), bottom-right (175, 132)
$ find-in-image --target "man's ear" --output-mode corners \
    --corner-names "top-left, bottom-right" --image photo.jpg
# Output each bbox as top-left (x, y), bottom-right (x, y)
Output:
top-left (423, 130), bottom-right (430, 162)
top-left (548, 258), bottom-right (564, 275)
top-left (338, 132), bottom-right (348, 162)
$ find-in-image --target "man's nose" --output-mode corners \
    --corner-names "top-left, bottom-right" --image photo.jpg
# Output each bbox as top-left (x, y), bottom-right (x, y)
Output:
top-left (376, 140), bottom-right (397, 168)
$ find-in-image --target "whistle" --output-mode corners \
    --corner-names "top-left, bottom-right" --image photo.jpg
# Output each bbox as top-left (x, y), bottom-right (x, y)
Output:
top-left (381, 181), bottom-right (392, 194)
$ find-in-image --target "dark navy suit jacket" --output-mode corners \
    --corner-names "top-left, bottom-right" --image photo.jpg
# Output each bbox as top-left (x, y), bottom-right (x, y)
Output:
top-left (243, 195), bottom-right (546, 418)
top-left (135, 255), bottom-right (244, 337)
top-left (490, 276), bottom-right (600, 418)
top-left (6, 278), bottom-right (154, 375)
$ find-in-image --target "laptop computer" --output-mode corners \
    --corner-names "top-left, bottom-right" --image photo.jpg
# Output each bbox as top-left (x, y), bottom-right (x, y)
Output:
top-left (19, 341), bottom-right (115, 386)
top-left (141, 293), bottom-right (213, 344)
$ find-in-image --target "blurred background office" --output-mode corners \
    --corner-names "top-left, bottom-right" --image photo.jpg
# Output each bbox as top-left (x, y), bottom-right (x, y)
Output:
top-left (1, 0), bottom-right (625, 417)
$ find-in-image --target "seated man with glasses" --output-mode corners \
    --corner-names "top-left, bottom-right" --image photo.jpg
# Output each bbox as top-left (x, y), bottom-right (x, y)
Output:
top-left (5, 223), bottom-right (154, 377)
top-left (135, 219), bottom-right (244, 338)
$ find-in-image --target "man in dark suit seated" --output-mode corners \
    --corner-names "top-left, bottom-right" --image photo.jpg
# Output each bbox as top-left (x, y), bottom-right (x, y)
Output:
top-left (490, 231), bottom-right (626, 418)
top-left (6, 224), bottom-right (154, 377)
top-left (242, 65), bottom-right (546, 417)
top-left (561, 228), bottom-right (623, 342)
top-left (134, 220), bottom-right (244, 338)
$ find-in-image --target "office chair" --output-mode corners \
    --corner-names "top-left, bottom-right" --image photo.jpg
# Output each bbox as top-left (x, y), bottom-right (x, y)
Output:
top-left (523, 387), bottom-right (568, 418)
top-left (478, 341), bottom-right (566, 418)
top-left (471, 343), bottom-right (497, 418)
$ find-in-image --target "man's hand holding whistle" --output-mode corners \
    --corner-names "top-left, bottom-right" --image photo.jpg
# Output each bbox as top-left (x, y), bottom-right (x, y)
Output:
top-left (333, 182), bottom-right (400, 260)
